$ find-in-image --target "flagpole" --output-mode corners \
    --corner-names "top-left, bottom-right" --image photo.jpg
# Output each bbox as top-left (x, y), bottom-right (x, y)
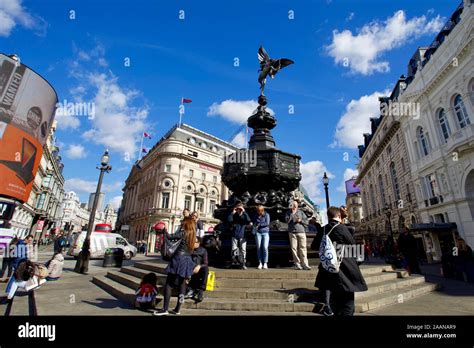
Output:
top-left (179, 97), bottom-right (183, 127)
top-left (138, 133), bottom-right (144, 161)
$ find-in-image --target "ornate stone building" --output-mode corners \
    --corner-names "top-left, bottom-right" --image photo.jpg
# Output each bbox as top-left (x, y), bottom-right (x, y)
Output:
top-left (357, 0), bottom-right (473, 261)
top-left (397, 0), bottom-right (474, 258)
top-left (118, 124), bottom-right (239, 245)
top-left (356, 78), bottom-right (421, 249)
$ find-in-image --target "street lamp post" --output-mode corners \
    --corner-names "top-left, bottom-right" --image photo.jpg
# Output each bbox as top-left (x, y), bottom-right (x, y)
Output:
top-left (74, 150), bottom-right (112, 274)
top-left (383, 203), bottom-right (394, 239)
top-left (323, 172), bottom-right (330, 209)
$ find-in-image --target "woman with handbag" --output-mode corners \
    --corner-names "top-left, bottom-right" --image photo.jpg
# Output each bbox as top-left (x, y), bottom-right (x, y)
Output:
top-left (251, 205), bottom-right (271, 269)
top-left (154, 217), bottom-right (196, 316)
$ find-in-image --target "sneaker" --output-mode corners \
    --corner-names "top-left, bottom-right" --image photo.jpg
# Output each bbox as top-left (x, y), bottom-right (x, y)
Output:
top-left (184, 289), bottom-right (194, 299)
top-left (195, 290), bottom-right (204, 303)
top-left (257, 263), bottom-right (263, 270)
top-left (242, 265), bottom-right (247, 270)
top-left (294, 264), bottom-right (303, 270)
top-left (263, 263), bottom-right (268, 269)
top-left (170, 310), bottom-right (181, 315)
top-left (302, 265), bottom-right (312, 271)
top-left (322, 306), bottom-right (334, 317)
top-left (152, 309), bottom-right (169, 316)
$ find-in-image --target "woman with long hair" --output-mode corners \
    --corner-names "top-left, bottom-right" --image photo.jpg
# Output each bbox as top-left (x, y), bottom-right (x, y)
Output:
top-left (154, 217), bottom-right (196, 316)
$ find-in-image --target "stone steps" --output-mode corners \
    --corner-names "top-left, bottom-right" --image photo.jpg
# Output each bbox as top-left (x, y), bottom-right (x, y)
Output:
top-left (92, 260), bottom-right (440, 314)
top-left (355, 282), bottom-right (441, 312)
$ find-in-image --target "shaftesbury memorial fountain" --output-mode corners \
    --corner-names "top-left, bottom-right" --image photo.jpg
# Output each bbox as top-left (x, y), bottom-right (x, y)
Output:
top-left (212, 46), bottom-right (313, 266)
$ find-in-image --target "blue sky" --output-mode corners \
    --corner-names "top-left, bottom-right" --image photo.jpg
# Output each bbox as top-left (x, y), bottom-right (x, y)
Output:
top-left (0, 0), bottom-right (457, 213)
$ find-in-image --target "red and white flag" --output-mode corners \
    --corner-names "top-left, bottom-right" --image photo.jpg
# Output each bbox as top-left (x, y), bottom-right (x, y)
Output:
top-left (181, 98), bottom-right (192, 104)
top-left (143, 132), bottom-right (151, 139)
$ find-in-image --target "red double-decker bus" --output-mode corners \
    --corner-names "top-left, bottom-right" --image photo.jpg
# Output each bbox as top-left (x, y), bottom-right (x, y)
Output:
top-left (94, 223), bottom-right (112, 233)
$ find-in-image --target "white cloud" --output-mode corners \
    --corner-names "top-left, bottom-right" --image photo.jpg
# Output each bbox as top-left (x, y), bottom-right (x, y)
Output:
top-left (207, 99), bottom-right (274, 124)
top-left (300, 161), bottom-right (334, 206)
top-left (337, 168), bottom-right (359, 192)
top-left (327, 10), bottom-right (444, 75)
top-left (346, 12), bottom-right (355, 22)
top-left (65, 178), bottom-right (123, 194)
top-left (81, 72), bottom-right (149, 158)
top-left (54, 106), bottom-right (81, 130)
top-left (0, 0), bottom-right (46, 37)
top-left (65, 144), bottom-right (87, 159)
top-left (331, 90), bottom-right (389, 149)
top-left (109, 196), bottom-right (123, 210)
top-left (230, 131), bottom-right (247, 148)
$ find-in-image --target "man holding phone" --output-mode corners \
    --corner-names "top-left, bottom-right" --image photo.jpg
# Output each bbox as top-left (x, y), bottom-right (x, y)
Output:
top-left (285, 201), bottom-right (310, 270)
top-left (228, 203), bottom-right (251, 269)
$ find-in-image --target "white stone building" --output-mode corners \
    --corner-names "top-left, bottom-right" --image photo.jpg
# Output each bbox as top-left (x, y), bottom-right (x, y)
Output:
top-left (397, 0), bottom-right (474, 258)
top-left (119, 123), bottom-right (239, 246)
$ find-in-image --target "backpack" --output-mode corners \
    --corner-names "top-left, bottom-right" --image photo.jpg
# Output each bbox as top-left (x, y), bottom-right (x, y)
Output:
top-left (161, 232), bottom-right (182, 261)
top-left (136, 283), bottom-right (158, 303)
top-left (34, 263), bottom-right (49, 279)
top-left (319, 223), bottom-right (343, 273)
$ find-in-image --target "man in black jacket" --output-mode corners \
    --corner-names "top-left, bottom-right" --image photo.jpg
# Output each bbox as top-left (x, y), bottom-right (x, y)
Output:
top-left (186, 237), bottom-right (209, 302)
top-left (228, 203), bottom-right (251, 269)
top-left (315, 207), bottom-right (368, 316)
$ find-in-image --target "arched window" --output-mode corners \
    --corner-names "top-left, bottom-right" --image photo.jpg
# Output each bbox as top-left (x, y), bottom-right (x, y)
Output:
top-left (390, 162), bottom-right (401, 201)
top-left (453, 94), bottom-right (470, 128)
top-left (438, 108), bottom-right (451, 142)
top-left (378, 175), bottom-right (386, 205)
top-left (417, 127), bottom-right (429, 156)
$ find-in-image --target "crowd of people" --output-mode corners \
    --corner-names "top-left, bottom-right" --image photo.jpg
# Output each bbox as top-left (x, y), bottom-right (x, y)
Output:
top-left (0, 234), bottom-right (65, 305)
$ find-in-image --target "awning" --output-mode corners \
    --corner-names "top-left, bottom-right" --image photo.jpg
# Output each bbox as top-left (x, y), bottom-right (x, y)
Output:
top-left (410, 222), bottom-right (457, 232)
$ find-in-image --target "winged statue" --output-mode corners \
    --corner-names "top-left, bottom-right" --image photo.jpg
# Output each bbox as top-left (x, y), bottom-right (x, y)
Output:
top-left (257, 46), bottom-right (294, 96)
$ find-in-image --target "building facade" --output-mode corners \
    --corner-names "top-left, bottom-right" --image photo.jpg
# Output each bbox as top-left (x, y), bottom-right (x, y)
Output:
top-left (103, 203), bottom-right (118, 230)
top-left (397, 0), bottom-right (474, 258)
top-left (356, 78), bottom-right (421, 250)
top-left (118, 124), bottom-right (239, 248)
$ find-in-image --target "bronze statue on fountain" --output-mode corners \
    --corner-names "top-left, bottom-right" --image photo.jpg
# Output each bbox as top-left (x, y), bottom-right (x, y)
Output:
top-left (209, 46), bottom-right (312, 266)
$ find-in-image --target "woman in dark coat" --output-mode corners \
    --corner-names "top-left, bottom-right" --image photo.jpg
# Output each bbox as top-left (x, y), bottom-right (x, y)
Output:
top-left (315, 207), bottom-right (368, 316)
top-left (153, 217), bottom-right (196, 316)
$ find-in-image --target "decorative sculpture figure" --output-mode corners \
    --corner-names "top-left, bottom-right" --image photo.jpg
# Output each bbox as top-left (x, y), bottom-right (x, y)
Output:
top-left (257, 46), bottom-right (294, 96)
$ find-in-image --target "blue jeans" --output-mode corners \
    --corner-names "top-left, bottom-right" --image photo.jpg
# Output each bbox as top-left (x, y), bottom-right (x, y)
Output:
top-left (255, 232), bottom-right (269, 263)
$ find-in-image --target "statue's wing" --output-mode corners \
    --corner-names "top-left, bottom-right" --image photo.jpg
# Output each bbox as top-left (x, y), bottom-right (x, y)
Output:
top-left (258, 46), bottom-right (270, 63)
top-left (275, 58), bottom-right (294, 70)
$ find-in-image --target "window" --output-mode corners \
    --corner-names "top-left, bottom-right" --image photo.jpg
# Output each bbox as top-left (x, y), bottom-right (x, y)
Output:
top-left (42, 174), bottom-right (52, 188)
top-left (165, 164), bottom-right (171, 172)
top-left (390, 162), bottom-right (401, 201)
top-left (209, 200), bottom-right (216, 214)
top-left (36, 193), bottom-right (46, 210)
top-left (163, 180), bottom-right (171, 188)
top-left (200, 142), bottom-right (207, 149)
top-left (438, 108), bottom-right (451, 142)
top-left (453, 94), bottom-right (470, 128)
top-left (387, 145), bottom-right (392, 155)
top-left (202, 173), bottom-right (206, 181)
top-left (184, 196), bottom-right (191, 210)
top-left (378, 175), bottom-right (386, 205)
top-left (425, 174), bottom-right (438, 198)
top-left (161, 192), bottom-right (170, 209)
top-left (189, 169), bottom-right (194, 177)
top-left (369, 184), bottom-right (376, 215)
top-left (396, 134), bottom-right (400, 144)
top-left (196, 198), bottom-right (204, 213)
top-left (401, 157), bottom-right (406, 172)
top-left (417, 127), bottom-right (429, 157)
top-left (406, 184), bottom-right (412, 203)
top-left (213, 176), bottom-right (217, 183)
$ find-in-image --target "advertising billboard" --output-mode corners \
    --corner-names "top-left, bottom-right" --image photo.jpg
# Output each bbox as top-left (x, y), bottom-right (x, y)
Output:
top-left (345, 178), bottom-right (361, 195)
top-left (0, 54), bottom-right (58, 202)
